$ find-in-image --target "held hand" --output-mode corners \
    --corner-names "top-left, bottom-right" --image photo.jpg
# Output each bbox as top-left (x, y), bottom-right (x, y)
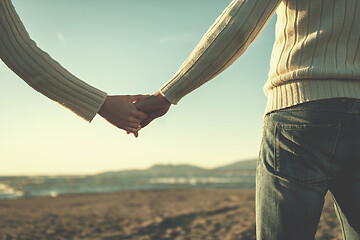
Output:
top-left (98, 95), bottom-right (148, 137)
top-left (135, 92), bottom-right (171, 128)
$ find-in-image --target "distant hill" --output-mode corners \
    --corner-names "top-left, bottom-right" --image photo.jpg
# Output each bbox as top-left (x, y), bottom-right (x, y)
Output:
top-left (147, 164), bottom-right (207, 175)
top-left (96, 159), bottom-right (257, 177)
top-left (212, 159), bottom-right (257, 174)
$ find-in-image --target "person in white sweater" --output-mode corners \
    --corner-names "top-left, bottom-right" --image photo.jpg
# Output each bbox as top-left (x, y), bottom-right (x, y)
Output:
top-left (136, 0), bottom-right (360, 239)
top-left (0, 0), bottom-right (147, 137)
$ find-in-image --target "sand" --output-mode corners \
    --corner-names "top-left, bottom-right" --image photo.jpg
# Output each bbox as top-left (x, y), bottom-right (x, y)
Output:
top-left (0, 189), bottom-right (341, 240)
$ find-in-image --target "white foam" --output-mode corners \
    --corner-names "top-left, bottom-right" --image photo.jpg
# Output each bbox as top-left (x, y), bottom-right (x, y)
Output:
top-left (49, 191), bottom-right (58, 198)
top-left (148, 177), bottom-right (249, 185)
top-left (0, 183), bottom-right (24, 197)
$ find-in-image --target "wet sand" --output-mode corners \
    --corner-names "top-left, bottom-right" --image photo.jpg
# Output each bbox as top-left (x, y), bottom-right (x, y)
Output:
top-left (0, 189), bottom-right (341, 240)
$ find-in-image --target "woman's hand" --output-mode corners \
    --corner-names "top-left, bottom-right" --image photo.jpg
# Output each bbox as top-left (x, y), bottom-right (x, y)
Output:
top-left (97, 95), bottom-right (148, 137)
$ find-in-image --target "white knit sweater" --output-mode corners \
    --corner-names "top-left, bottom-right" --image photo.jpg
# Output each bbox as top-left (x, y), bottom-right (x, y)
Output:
top-left (160, 0), bottom-right (360, 114)
top-left (0, 0), bottom-right (107, 122)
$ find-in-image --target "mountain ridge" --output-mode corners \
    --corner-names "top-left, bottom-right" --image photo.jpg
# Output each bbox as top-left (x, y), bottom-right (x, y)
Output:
top-left (97, 159), bottom-right (257, 177)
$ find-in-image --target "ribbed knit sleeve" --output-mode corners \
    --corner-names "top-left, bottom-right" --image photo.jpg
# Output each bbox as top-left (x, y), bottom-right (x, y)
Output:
top-left (160, 0), bottom-right (281, 104)
top-left (0, 0), bottom-right (107, 122)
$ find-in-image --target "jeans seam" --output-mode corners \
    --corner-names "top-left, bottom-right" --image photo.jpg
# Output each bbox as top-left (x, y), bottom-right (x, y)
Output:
top-left (274, 122), bottom-right (280, 171)
top-left (357, 116), bottom-right (360, 159)
top-left (324, 122), bottom-right (342, 183)
top-left (331, 193), bottom-right (347, 240)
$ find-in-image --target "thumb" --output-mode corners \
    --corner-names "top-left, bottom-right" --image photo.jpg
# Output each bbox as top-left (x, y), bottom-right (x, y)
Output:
top-left (129, 94), bottom-right (151, 103)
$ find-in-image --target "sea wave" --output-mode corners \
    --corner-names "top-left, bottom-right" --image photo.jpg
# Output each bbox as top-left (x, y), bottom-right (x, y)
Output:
top-left (148, 176), bottom-right (253, 185)
top-left (0, 174), bottom-right (256, 201)
top-left (0, 183), bottom-right (24, 199)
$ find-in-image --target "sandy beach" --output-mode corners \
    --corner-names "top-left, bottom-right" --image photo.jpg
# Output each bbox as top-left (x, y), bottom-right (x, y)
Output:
top-left (0, 189), bottom-right (341, 240)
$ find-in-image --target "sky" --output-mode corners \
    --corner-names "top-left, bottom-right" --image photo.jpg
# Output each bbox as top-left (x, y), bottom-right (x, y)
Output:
top-left (0, 0), bottom-right (277, 176)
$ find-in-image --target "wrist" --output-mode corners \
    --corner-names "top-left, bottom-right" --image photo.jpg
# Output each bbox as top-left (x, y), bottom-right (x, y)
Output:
top-left (97, 96), bottom-right (109, 116)
top-left (154, 91), bottom-right (171, 105)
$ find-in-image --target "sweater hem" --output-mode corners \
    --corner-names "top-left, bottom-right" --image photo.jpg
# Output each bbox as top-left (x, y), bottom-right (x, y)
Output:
top-left (265, 79), bottom-right (360, 115)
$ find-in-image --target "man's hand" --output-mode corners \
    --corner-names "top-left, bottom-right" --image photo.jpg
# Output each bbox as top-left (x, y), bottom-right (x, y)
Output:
top-left (135, 92), bottom-right (171, 128)
top-left (98, 95), bottom-right (148, 137)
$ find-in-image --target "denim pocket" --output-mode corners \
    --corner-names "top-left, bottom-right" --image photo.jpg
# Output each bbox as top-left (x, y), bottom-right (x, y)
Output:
top-left (274, 123), bottom-right (341, 183)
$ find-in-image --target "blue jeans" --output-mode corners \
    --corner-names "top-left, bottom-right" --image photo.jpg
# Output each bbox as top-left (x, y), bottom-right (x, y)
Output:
top-left (256, 98), bottom-right (360, 240)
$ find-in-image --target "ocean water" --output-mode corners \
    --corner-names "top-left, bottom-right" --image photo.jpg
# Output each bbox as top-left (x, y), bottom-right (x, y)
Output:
top-left (0, 173), bottom-right (255, 200)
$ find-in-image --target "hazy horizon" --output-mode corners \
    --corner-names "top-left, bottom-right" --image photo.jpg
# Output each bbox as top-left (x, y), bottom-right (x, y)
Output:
top-left (0, 158), bottom-right (257, 177)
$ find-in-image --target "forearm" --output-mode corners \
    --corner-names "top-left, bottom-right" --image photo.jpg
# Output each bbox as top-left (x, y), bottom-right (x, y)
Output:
top-left (160, 0), bottom-right (281, 104)
top-left (0, 0), bottom-right (107, 122)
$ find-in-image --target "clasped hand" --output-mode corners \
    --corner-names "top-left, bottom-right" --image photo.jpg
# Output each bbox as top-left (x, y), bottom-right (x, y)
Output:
top-left (135, 91), bottom-right (171, 128)
top-left (97, 92), bottom-right (171, 137)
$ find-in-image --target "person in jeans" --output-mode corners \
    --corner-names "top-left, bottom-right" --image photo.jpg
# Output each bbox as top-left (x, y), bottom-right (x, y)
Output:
top-left (135, 0), bottom-right (360, 239)
top-left (0, 0), bottom-right (147, 136)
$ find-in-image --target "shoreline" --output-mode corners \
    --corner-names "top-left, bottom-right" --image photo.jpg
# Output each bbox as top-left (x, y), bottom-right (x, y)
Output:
top-left (0, 189), bottom-right (341, 240)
